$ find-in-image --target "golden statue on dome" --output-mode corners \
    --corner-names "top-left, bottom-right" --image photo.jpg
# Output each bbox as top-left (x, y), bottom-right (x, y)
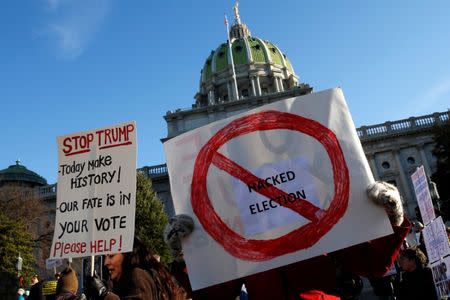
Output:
top-left (233, 1), bottom-right (241, 24)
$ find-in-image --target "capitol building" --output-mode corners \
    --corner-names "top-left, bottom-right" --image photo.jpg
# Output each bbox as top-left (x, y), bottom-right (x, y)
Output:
top-left (139, 10), bottom-right (449, 222)
top-left (0, 6), bottom-right (448, 285)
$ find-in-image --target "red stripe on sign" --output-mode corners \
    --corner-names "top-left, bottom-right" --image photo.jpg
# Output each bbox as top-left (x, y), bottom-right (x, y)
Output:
top-left (99, 141), bottom-right (132, 150)
top-left (64, 149), bottom-right (90, 156)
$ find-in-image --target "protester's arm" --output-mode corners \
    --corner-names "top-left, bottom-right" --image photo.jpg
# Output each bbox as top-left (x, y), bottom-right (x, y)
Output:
top-left (341, 182), bottom-right (411, 277)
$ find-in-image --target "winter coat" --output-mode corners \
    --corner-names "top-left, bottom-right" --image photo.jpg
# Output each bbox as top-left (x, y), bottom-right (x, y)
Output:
top-left (28, 282), bottom-right (44, 300)
top-left (175, 218), bottom-right (411, 300)
top-left (55, 292), bottom-right (81, 300)
top-left (398, 267), bottom-right (438, 300)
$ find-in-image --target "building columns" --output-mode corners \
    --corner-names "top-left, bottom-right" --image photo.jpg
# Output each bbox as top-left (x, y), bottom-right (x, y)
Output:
top-left (273, 76), bottom-right (280, 93)
top-left (208, 89), bottom-right (215, 105)
top-left (393, 149), bottom-right (414, 217)
top-left (255, 76), bottom-right (262, 96)
top-left (418, 146), bottom-right (432, 177)
top-left (278, 77), bottom-right (284, 92)
top-left (367, 154), bottom-right (379, 180)
top-left (250, 76), bottom-right (257, 96)
top-left (227, 81), bottom-right (232, 101)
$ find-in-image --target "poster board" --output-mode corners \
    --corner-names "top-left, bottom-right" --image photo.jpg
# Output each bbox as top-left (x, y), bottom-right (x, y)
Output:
top-left (411, 165), bottom-right (436, 225)
top-left (50, 121), bottom-right (137, 258)
top-left (430, 256), bottom-right (450, 299)
top-left (164, 88), bottom-right (393, 290)
top-left (423, 216), bottom-right (450, 263)
top-left (45, 258), bottom-right (63, 270)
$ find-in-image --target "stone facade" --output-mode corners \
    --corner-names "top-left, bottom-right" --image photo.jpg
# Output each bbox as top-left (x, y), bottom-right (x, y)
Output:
top-left (165, 85), bottom-right (311, 139)
top-left (358, 112), bottom-right (449, 218)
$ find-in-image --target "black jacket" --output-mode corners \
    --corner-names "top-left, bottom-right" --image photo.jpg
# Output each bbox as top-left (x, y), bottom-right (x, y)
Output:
top-left (398, 267), bottom-right (437, 300)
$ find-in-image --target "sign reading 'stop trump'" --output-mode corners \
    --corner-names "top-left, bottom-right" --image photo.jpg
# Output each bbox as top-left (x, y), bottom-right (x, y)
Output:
top-left (50, 121), bottom-right (137, 259)
top-left (164, 88), bottom-right (393, 290)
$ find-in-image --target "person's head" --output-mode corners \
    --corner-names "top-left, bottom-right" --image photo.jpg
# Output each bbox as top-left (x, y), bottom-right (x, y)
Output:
top-left (31, 274), bottom-right (39, 285)
top-left (104, 252), bottom-right (125, 282)
top-left (104, 237), bottom-right (158, 282)
top-left (104, 237), bottom-right (184, 298)
top-left (56, 266), bottom-right (78, 295)
top-left (17, 288), bottom-right (25, 296)
top-left (398, 247), bottom-right (427, 272)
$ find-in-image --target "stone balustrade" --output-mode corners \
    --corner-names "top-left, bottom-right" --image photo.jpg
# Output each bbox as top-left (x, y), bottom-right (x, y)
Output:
top-left (38, 184), bottom-right (57, 199)
top-left (357, 111), bottom-right (449, 140)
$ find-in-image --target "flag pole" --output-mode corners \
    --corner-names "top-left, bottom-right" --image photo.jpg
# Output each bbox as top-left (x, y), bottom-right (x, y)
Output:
top-left (224, 14), bottom-right (239, 101)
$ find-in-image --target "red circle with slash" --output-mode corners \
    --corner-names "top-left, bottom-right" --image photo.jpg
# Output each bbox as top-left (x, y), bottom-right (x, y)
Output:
top-left (191, 110), bottom-right (350, 261)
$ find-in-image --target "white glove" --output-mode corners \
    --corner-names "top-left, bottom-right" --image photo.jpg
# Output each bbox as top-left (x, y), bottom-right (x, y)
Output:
top-left (367, 181), bottom-right (404, 226)
top-left (163, 214), bottom-right (194, 260)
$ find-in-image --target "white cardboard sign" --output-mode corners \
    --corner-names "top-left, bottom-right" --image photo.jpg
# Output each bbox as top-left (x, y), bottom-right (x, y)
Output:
top-left (431, 256), bottom-right (450, 298)
top-left (164, 88), bottom-right (393, 290)
top-left (423, 216), bottom-right (450, 263)
top-left (50, 121), bottom-right (137, 258)
top-left (411, 165), bottom-right (436, 225)
top-left (45, 258), bottom-right (63, 270)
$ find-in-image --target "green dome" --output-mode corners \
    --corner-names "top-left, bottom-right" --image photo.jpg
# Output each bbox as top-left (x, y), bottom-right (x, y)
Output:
top-left (201, 37), bottom-right (296, 83)
top-left (195, 19), bottom-right (300, 107)
top-left (0, 160), bottom-right (47, 186)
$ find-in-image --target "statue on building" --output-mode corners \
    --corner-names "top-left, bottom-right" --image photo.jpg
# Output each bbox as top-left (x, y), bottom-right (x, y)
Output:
top-left (233, 1), bottom-right (241, 24)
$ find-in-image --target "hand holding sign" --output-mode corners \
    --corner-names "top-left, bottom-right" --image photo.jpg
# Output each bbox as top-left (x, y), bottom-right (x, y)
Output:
top-left (367, 181), bottom-right (404, 226)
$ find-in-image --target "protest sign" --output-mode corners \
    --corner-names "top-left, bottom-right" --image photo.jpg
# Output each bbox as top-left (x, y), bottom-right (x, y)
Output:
top-left (430, 256), bottom-right (450, 299)
top-left (45, 258), bottom-right (63, 270)
top-left (164, 88), bottom-right (393, 290)
top-left (423, 216), bottom-right (450, 263)
top-left (411, 165), bottom-right (436, 225)
top-left (50, 121), bottom-right (137, 258)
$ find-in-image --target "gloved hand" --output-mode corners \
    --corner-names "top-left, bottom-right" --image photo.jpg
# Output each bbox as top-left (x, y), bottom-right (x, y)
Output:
top-left (163, 214), bottom-right (194, 260)
top-left (367, 181), bottom-right (404, 226)
top-left (85, 274), bottom-right (109, 300)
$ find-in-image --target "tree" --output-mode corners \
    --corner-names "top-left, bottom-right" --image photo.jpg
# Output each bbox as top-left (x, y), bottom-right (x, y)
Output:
top-left (431, 119), bottom-right (450, 219)
top-left (134, 172), bottom-right (171, 263)
top-left (0, 211), bottom-right (35, 279)
top-left (0, 185), bottom-right (53, 271)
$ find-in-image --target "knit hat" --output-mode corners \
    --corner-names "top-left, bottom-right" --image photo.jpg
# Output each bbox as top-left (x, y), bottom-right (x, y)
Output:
top-left (57, 266), bottom-right (78, 294)
top-left (299, 290), bottom-right (340, 300)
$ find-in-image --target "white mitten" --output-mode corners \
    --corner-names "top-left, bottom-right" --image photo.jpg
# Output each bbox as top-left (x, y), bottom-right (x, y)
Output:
top-left (367, 181), bottom-right (404, 226)
top-left (163, 214), bottom-right (194, 259)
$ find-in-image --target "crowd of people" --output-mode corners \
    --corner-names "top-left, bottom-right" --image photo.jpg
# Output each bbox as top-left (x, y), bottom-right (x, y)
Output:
top-left (17, 181), bottom-right (444, 300)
